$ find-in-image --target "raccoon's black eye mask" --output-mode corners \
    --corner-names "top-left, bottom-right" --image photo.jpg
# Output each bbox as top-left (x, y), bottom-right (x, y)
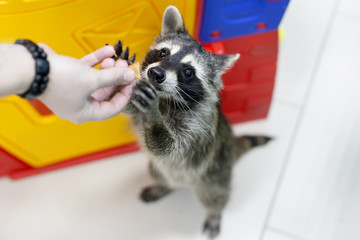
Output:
top-left (142, 48), bottom-right (172, 72)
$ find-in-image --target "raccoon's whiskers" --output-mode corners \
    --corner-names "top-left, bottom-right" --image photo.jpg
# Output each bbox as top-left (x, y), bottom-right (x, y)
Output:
top-left (174, 92), bottom-right (188, 114)
top-left (172, 95), bottom-right (177, 120)
top-left (176, 84), bottom-right (208, 109)
top-left (140, 70), bottom-right (147, 80)
top-left (166, 96), bottom-right (176, 123)
top-left (177, 82), bottom-right (204, 96)
top-left (166, 95), bottom-right (171, 119)
top-left (175, 86), bottom-right (209, 121)
top-left (170, 88), bottom-right (214, 144)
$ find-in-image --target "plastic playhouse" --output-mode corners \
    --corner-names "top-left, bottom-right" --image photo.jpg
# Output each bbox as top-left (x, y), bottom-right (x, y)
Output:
top-left (0, 0), bottom-right (290, 179)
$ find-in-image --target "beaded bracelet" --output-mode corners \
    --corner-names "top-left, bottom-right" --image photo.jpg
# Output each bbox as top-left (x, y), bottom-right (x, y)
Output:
top-left (15, 39), bottom-right (50, 99)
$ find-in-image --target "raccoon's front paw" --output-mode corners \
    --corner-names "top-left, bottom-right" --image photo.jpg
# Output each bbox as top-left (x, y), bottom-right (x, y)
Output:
top-left (106, 40), bottom-right (136, 65)
top-left (131, 80), bottom-right (158, 113)
top-left (203, 215), bottom-right (221, 239)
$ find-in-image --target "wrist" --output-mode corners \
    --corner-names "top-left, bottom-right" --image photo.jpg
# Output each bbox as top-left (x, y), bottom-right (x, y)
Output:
top-left (0, 44), bottom-right (35, 97)
top-left (15, 44), bottom-right (36, 94)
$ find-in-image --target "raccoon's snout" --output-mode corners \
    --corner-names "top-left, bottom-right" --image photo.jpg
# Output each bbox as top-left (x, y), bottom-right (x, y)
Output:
top-left (148, 67), bottom-right (166, 84)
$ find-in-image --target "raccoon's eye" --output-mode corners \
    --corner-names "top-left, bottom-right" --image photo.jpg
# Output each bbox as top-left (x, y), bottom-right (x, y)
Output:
top-left (184, 68), bottom-right (194, 78)
top-left (157, 49), bottom-right (169, 59)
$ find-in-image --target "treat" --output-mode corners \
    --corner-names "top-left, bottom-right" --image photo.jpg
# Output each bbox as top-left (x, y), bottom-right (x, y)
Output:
top-left (129, 62), bottom-right (141, 80)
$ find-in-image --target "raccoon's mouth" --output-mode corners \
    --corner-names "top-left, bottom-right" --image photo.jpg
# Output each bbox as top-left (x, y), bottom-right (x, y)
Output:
top-left (145, 77), bottom-right (163, 92)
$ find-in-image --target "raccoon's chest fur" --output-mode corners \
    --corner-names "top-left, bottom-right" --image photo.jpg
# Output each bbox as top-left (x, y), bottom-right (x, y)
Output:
top-left (134, 100), bottom-right (218, 186)
top-left (153, 159), bottom-right (206, 187)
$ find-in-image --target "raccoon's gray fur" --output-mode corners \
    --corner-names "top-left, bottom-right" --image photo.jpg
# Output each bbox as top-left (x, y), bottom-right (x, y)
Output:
top-left (122, 6), bottom-right (272, 239)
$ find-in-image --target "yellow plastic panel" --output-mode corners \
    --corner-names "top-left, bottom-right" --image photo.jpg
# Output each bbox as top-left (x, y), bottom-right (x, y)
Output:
top-left (0, 96), bottom-right (137, 168)
top-left (0, 0), bottom-right (197, 168)
top-left (0, 0), bottom-right (196, 59)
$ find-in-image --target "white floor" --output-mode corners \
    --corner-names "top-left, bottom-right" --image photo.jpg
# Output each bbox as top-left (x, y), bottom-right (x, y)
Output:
top-left (1, 0), bottom-right (360, 239)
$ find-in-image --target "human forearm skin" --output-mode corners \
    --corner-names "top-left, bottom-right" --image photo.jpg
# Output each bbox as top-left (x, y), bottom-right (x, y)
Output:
top-left (0, 44), bottom-right (35, 98)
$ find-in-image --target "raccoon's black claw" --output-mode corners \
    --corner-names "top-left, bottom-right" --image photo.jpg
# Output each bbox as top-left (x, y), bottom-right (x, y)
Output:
top-left (131, 80), bottom-right (158, 113)
top-left (140, 185), bottom-right (172, 203)
top-left (128, 53), bottom-right (136, 65)
top-left (203, 216), bottom-right (221, 239)
top-left (120, 46), bottom-right (129, 60)
top-left (114, 40), bottom-right (123, 57)
top-left (112, 40), bottom-right (135, 64)
top-left (137, 80), bottom-right (157, 99)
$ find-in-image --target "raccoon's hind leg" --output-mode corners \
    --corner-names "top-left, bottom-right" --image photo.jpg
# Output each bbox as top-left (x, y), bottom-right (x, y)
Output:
top-left (196, 177), bottom-right (230, 239)
top-left (140, 162), bottom-right (173, 203)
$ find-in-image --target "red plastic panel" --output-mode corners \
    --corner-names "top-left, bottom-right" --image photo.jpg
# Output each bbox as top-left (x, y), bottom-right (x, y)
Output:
top-left (0, 143), bottom-right (140, 180)
top-left (28, 99), bottom-right (53, 116)
top-left (202, 30), bottom-right (278, 123)
top-left (0, 148), bottom-right (30, 178)
top-left (9, 142), bottom-right (140, 180)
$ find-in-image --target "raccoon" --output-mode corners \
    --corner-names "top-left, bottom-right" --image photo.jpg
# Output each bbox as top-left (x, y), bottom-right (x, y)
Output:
top-left (119, 6), bottom-right (272, 239)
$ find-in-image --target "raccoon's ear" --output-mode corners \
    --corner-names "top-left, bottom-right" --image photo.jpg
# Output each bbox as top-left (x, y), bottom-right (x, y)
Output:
top-left (212, 53), bottom-right (240, 90)
top-left (215, 53), bottom-right (240, 74)
top-left (161, 6), bottom-right (185, 35)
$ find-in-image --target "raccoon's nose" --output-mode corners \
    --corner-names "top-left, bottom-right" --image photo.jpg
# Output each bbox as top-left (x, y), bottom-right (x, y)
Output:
top-left (148, 67), bottom-right (166, 84)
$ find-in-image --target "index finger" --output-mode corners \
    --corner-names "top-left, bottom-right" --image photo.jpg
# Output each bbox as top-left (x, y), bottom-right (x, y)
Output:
top-left (91, 67), bottom-right (135, 91)
top-left (81, 45), bottom-right (115, 67)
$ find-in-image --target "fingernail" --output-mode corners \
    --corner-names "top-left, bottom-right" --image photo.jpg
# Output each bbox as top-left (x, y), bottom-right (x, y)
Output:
top-left (116, 60), bottom-right (128, 68)
top-left (124, 69), bottom-right (135, 82)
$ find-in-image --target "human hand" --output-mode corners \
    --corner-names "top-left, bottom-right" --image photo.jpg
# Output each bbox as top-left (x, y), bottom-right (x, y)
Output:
top-left (37, 44), bottom-right (135, 123)
top-left (90, 54), bottom-right (132, 102)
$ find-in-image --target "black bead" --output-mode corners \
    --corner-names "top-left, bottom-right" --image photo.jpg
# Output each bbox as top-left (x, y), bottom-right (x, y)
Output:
top-left (16, 39), bottom-right (25, 44)
top-left (30, 82), bottom-right (39, 92)
top-left (40, 52), bottom-right (47, 59)
top-left (39, 83), bottom-right (47, 91)
top-left (32, 51), bottom-right (40, 58)
top-left (42, 76), bottom-right (49, 83)
top-left (36, 59), bottom-right (50, 75)
top-left (15, 39), bottom-right (49, 99)
top-left (35, 75), bottom-right (42, 82)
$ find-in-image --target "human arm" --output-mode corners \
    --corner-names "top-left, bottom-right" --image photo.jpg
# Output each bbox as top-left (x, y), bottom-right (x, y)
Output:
top-left (0, 43), bottom-right (135, 123)
top-left (0, 44), bottom-right (35, 97)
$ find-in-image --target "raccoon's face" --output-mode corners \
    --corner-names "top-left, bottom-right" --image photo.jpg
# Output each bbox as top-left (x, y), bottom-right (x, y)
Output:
top-left (141, 6), bottom-right (239, 106)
